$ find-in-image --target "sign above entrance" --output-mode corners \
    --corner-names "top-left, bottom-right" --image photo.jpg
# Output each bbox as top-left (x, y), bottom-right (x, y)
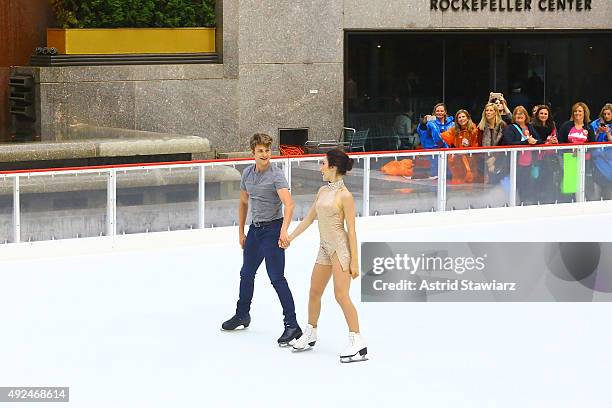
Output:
top-left (430, 0), bottom-right (593, 12)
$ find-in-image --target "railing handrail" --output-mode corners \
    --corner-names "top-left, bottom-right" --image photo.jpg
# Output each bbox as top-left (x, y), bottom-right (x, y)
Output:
top-left (0, 142), bottom-right (610, 177)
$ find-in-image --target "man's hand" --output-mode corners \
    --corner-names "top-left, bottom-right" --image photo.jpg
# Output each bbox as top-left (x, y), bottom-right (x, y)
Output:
top-left (278, 228), bottom-right (290, 249)
top-left (239, 232), bottom-right (246, 249)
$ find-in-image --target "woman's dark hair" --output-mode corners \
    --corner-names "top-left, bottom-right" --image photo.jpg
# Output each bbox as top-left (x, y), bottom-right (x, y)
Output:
top-left (534, 105), bottom-right (556, 129)
top-left (326, 148), bottom-right (354, 175)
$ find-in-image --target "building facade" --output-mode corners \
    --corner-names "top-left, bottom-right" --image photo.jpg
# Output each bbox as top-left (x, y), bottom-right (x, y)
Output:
top-left (14, 0), bottom-right (612, 152)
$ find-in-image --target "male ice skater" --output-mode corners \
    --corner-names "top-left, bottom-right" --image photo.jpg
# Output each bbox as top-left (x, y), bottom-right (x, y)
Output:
top-left (221, 133), bottom-right (302, 346)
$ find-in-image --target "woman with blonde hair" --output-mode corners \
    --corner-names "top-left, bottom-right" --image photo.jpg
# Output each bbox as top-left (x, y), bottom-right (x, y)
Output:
top-left (478, 103), bottom-right (507, 183)
top-left (590, 103), bottom-right (612, 143)
top-left (558, 102), bottom-right (595, 144)
top-left (285, 148), bottom-right (367, 363)
top-left (478, 102), bottom-right (506, 147)
top-left (590, 104), bottom-right (612, 199)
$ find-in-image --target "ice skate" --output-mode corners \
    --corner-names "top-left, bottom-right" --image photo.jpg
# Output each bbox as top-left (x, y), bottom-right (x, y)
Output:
top-left (277, 324), bottom-right (302, 347)
top-left (292, 324), bottom-right (317, 352)
top-left (340, 332), bottom-right (368, 363)
top-left (221, 314), bottom-right (251, 331)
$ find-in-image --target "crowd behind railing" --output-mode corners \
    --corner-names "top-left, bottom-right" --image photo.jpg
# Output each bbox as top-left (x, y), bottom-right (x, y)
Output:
top-left (403, 96), bottom-right (612, 201)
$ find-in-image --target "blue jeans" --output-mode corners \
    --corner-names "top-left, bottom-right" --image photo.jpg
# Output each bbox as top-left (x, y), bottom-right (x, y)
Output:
top-left (235, 221), bottom-right (297, 327)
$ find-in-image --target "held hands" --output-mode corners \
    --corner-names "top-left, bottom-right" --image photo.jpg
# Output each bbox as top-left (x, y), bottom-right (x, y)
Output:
top-left (278, 229), bottom-right (291, 249)
top-left (461, 137), bottom-right (470, 147)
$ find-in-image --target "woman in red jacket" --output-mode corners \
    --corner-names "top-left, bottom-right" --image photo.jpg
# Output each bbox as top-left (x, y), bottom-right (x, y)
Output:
top-left (441, 109), bottom-right (481, 183)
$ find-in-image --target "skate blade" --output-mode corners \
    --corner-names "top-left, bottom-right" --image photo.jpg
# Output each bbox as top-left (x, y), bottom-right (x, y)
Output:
top-left (340, 355), bottom-right (368, 363)
top-left (291, 344), bottom-right (315, 352)
top-left (220, 324), bottom-right (248, 331)
top-left (278, 339), bottom-right (298, 348)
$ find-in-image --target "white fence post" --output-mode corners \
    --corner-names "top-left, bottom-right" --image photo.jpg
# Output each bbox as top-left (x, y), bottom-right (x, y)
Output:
top-left (509, 150), bottom-right (517, 206)
top-left (437, 152), bottom-right (447, 212)
top-left (198, 165), bottom-right (206, 228)
top-left (107, 169), bottom-right (116, 237)
top-left (13, 176), bottom-right (20, 244)
top-left (577, 147), bottom-right (586, 203)
top-left (363, 156), bottom-right (370, 217)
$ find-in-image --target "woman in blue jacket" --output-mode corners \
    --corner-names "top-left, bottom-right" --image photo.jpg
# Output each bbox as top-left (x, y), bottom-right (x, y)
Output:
top-left (416, 103), bottom-right (454, 178)
top-left (590, 103), bottom-right (612, 199)
top-left (590, 103), bottom-right (612, 143)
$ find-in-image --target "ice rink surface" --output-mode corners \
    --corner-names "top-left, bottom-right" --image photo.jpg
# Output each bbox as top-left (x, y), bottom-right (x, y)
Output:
top-left (1, 202), bottom-right (611, 407)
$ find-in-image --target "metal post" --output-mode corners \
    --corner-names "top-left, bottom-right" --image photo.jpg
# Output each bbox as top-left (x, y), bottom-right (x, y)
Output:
top-left (577, 147), bottom-right (586, 203)
top-left (509, 150), bottom-right (517, 206)
top-left (363, 157), bottom-right (370, 217)
top-left (106, 169), bottom-right (116, 237)
top-left (284, 158), bottom-right (291, 189)
top-left (437, 152), bottom-right (447, 211)
top-left (13, 176), bottom-right (20, 243)
top-left (198, 165), bottom-right (206, 228)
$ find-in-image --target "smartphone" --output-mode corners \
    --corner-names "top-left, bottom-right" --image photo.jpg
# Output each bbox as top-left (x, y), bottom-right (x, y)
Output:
top-left (489, 92), bottom-right (503, 103)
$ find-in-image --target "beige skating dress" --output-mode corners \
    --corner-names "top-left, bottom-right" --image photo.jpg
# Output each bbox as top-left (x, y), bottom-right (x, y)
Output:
top-left (315, 179), bottom-right (351, 272)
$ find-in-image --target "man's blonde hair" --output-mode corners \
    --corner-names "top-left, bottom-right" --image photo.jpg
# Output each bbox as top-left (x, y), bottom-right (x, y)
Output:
top-left (250, 133), bottom-right (273, 151)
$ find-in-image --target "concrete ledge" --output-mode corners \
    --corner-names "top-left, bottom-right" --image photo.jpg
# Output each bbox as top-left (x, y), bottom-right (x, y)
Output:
top-left (0, 125), bottom-right (211, 163)
top-left (15, 64), bottom-right (224, 84)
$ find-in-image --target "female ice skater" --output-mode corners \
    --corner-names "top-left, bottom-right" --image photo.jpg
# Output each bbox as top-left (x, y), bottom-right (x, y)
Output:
top-left (284, 148), bottom-right (367, 363)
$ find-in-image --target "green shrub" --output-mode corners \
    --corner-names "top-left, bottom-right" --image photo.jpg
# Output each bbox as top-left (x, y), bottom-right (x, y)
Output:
top-left (50, 0), bottom-right (216, 28)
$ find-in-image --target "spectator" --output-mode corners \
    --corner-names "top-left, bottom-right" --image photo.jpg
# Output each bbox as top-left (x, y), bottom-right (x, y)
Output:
top-left (478, 102), bottom-right (506, 147)
top-left (532, 105), bottom-right (560, 204)
top-left (501, 106), bottom-right (542, 204)
top-left (557, 103), bottom-right (595, 201)
top-left (501, 106), bottom-right (541, 146)
top-left (558, 102), bottom-right (596, 144)
top-left (416, 103), bottom-right (454, 179)
top-left (393, 110), bottom-right (414, 149)
top-left (590, 103), bottom-right (612, 143)
top-left (478, 102), bottom-right (507, 184)
top-left (532, 105), bottom-right (558, 144)
top-left (590, 103), bottom-right (612, 199)
top-left (441, 109), bottom-right (480, 183)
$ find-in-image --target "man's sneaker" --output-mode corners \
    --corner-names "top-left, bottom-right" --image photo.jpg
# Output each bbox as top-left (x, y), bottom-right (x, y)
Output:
top-left (221, 314), bottom-right (251, 331)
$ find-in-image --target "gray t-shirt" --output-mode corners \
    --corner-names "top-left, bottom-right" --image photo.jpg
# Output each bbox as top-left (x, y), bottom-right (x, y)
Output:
top-left (240, 163), bottom-right (289, 223)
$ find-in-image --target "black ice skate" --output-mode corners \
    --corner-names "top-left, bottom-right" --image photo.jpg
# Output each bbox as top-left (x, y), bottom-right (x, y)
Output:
top-left (221, 314), bottom-right (251, 331)
top-left (277, 324), bottom-right (302, 347)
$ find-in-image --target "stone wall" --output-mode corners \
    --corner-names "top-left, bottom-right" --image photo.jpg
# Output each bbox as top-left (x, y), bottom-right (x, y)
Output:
top-left (13, 0), bottom-right (611, 152)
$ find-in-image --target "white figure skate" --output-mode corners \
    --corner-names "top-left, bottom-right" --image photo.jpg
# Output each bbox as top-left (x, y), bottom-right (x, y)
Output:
top-left (340, 332), bottom-right (368, 363)
top-left (292, 324), bottom-right (317, 352)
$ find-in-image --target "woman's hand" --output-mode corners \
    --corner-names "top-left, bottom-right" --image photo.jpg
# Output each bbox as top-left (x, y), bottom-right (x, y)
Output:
top-left (350, 260), bottom-right (359, 279)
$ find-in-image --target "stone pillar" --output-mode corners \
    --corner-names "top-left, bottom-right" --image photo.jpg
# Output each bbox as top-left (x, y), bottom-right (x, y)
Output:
top-left (0, 0), bottom-right (55, 141)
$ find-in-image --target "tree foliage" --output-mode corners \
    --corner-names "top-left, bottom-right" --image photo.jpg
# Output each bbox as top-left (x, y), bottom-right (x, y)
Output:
top-left (50, 0), bottom-right (216, 28)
